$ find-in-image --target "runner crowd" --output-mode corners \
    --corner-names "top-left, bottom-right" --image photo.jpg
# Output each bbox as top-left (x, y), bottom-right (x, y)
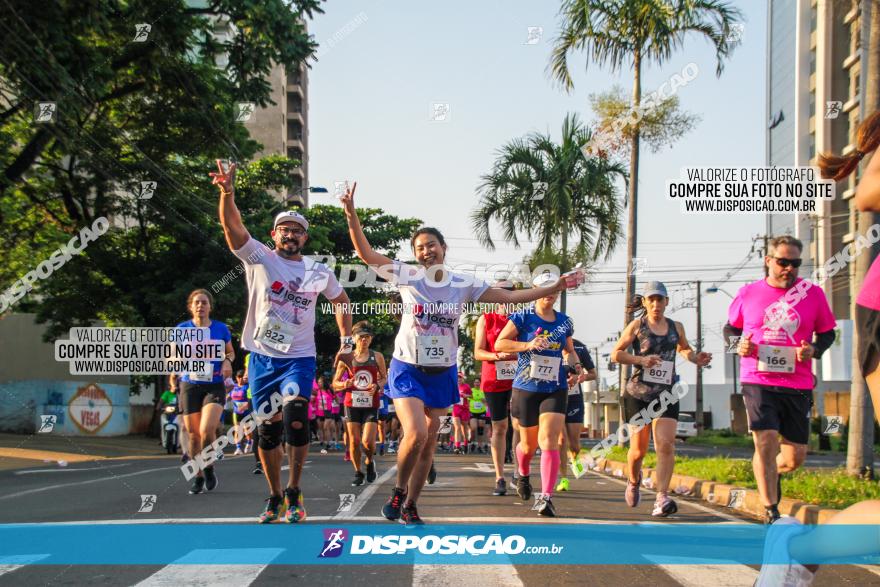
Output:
top-left (149, 144), bottom-right (880, 583)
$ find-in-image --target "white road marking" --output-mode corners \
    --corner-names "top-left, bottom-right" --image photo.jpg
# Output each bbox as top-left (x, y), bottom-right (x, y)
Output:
top-left (133, 548), bottom-right (282, 586)
top-left (858, 564), bottom-right (880, 578)
top-left (645, 555), bottom-right (758, 586)
top-left (587, 470), bottom-right (744, 523)
top-left (0, 554), bottom-right (49, 577)
top-left (333, 465), bottom-right (397, 520)
top-left (460, 463), bottom-right (496, 473)
top-left (14, 463), bottom-right (132, 475)
top-left (0, 465), bottom-right (183, 501)
top-left (413, 563), bottom-right (522, 586)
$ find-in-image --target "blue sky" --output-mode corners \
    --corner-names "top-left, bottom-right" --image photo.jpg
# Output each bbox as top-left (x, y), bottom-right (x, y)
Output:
top-left (307, 0), bottom-right (769, 385)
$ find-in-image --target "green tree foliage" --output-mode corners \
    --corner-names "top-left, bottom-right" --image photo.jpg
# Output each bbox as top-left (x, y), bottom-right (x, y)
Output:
top-left (471, 113), bottom-right (627, 310)
top-left (0, 0), bottom-right (322, 335)
top-left (589, 85), bottom-right (700, 156)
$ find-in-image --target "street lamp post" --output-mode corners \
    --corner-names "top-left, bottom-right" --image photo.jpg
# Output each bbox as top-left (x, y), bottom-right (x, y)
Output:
top-left (286, 185), bottom-right (328, 206)
top-left (706, 286), bottom-right (738, 395)
top-left (695, 280), bottom-right (703, 431)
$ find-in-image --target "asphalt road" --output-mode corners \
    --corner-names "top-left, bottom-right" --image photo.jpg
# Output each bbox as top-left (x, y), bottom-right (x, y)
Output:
top-left (0, 447), bottom-right (878, 586)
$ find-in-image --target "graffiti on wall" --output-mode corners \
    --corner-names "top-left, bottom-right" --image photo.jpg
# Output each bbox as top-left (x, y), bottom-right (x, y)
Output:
top-left (67, 383), bottom-right (113, 434)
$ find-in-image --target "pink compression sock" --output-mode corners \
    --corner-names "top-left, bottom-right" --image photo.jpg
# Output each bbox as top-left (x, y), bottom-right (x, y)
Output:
top-left (516, 444), bottom-right (530, 477)
top-left (541, 449), bottom-right (561, 496)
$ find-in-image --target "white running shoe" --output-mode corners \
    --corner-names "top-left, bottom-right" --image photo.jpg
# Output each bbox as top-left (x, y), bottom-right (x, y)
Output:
top-left (753, 517), bottom-right (815, 587)
top-left (651, 494), bottom-right (678, 517)
top-left (233, 447), bottom-right (243, 456)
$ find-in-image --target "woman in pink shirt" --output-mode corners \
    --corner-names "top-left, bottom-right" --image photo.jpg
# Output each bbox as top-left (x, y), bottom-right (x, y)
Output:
top-left (820, 113), bottom-right (880, 419)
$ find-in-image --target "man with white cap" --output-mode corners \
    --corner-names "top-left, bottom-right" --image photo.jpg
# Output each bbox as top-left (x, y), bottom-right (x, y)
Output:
top-left (210, 160), bottom-right (353, 524)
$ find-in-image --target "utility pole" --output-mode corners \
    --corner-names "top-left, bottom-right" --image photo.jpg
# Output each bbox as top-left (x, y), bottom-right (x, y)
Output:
top-left (696, 280), bottom-right (704, 430)
top-left (593, 345), bottom-right (601, 407)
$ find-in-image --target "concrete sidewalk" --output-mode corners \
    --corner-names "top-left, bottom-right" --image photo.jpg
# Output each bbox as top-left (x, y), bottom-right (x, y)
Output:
top-left (0, 432), bottom-right (169, 470)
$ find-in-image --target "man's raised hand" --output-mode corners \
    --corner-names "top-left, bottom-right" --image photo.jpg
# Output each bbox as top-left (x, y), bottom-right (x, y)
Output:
top-left (209, 159), bottom-right (236, 195)
top-left (338, 181), bottom-right (358, 214)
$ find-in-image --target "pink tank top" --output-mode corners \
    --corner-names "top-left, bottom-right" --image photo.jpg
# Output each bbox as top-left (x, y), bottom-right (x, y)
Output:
top-left (857, 257), bottom-right (880, 310)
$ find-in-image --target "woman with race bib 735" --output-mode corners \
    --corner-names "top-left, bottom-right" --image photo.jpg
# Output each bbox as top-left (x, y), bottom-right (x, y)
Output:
top-left (340, 183), bottom-right (584, 525)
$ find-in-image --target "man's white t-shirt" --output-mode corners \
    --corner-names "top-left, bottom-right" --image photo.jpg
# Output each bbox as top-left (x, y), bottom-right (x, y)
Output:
top-left (233, 237), bottom-right (342, 359)
top-left (389, 261), bottom-right (490, 367)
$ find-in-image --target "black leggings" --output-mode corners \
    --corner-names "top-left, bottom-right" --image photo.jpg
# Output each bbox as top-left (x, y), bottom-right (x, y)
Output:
top-left (511, 387), bottom-right (567, 428)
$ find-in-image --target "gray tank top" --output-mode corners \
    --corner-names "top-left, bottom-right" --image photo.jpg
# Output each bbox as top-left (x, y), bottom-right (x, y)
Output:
top-left (625, 317), bottom-right (679, 400)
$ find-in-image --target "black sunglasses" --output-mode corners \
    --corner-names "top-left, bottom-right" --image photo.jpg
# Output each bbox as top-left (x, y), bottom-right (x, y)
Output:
top-left (772, 257), bottom-right (802, 269)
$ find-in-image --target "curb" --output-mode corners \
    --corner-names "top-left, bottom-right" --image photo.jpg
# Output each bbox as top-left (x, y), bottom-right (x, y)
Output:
top-left (596, 458), bottom-right (840, 524)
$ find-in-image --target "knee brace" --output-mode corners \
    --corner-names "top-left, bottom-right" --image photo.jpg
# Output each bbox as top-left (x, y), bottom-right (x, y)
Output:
top-left (258, 420), bottom-right (283, 450)
top-left (283, 400), bottom-right (310, 447)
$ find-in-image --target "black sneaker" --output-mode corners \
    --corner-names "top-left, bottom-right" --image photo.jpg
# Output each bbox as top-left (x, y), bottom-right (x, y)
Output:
top-left (204, 466), bottom-right (218, 491)
top-left (253, 464), bottom-right (263, 475)
top-left (537, 496), bottom-right (556, 517)
top-left (400, 501), bottom-right (424, 526)
top-left (516, 475), bottom-right (532, 500)
top-left (493, 478), bottom-right (507, 496)
top-left (427, 463), bottom-right (437, 485)
top-left (382, 487), bottom-right (407, 521)
top-left (765, 505), bottom-right (781, 525)
top-left (366, 460), bottom-right (377, 483)
top-left (259, 494), bottom-right (283, 524)
top-left (352, 471), bottom-right (366, 486)
top-left (189, 476), bottom-right (205, 494)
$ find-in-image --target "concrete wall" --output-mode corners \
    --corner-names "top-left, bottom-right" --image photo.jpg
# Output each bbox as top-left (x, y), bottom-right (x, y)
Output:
top-left (0, 380), bottom-right (130, 435)
top-left (0, 313), bottom-right (135, 435)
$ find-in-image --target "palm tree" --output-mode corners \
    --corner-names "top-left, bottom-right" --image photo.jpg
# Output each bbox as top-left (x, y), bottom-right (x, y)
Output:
top-left (549, 0), bottom-right (742, 323)
top-left (471, 113), bottom-right (627, 312)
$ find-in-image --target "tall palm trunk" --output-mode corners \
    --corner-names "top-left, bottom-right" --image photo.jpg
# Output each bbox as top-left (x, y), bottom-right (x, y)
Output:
top-left (620, 50), bottom-right (642, 398)
top-left (846, 0), bottom-right (879, 477)
top-left (561, 223), bottom-right (569, 312)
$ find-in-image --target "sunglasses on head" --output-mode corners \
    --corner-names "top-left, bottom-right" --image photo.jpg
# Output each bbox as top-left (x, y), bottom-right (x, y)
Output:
top-left (772, 257), bottom-right (802, 268)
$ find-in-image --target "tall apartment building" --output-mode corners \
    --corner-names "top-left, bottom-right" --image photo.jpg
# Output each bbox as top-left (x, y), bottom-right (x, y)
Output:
top-left (766, 0), bottom-right (871, 412)
top-left (242, 62), bottom-right (310, 208)
top-left (205, 3), bottom-right (310, 208)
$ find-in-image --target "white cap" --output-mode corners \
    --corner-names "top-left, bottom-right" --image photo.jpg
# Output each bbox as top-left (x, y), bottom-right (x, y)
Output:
top-left (273, 210), bottom-right (309, 231)
top-left (531, 271), bottom-right (558, 288)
